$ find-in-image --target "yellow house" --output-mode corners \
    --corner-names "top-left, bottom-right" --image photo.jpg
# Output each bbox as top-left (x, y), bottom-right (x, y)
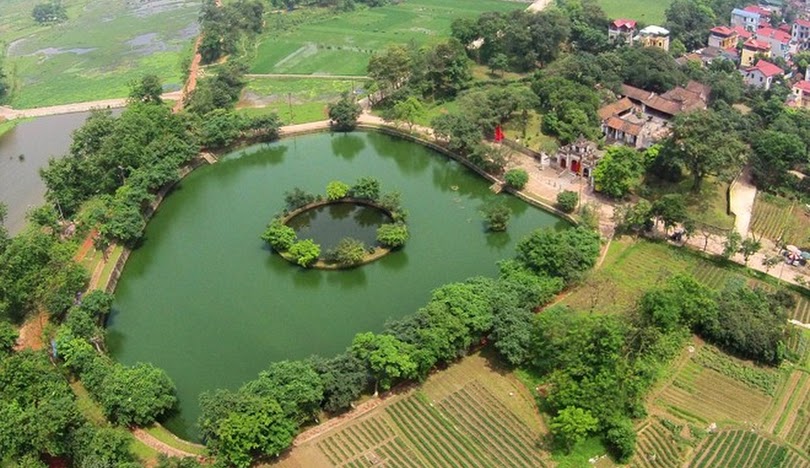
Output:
top-left (741, 38), bottom-right (771, 67)
top-left (636, 25), bottom-right (670, 51)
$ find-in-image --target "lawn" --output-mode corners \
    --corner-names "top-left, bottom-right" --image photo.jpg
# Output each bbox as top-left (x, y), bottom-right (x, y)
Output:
top-left (251, 0), bottom-right (525, 75)
top-left (596, 0), bottom-right (671, 24)
top-left (238, 77), bottom-right (363, 124)
top-left (641, 176), bottom-right (735, 231)
top-left (1, 0), bottom-right (198, 108)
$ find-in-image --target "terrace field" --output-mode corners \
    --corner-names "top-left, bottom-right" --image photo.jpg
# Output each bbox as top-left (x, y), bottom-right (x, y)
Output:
top-left (251, 0), bottom-right (526, 76)
top-left (751, 193), bottom-right (810, 246)
top-left (1, 0), bottom-right (198, 108)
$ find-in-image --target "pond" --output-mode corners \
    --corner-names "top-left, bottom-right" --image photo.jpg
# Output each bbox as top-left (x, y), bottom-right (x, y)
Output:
top-left (106, 131), bottom-right (567, 440)
top-left (286, 202), bottom-right (391, 251)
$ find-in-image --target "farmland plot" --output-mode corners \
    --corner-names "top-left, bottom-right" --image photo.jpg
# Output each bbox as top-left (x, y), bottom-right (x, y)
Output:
top-left (633, 418), bottom-right (688, 468)
top-left (688, 430), bottom-right (809, 468)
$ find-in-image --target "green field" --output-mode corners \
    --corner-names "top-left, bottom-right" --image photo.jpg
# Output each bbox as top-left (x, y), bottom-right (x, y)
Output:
top-left (238, 77), bottom-right (363, 124)
top-left (251, 0), bottom-right (525, 75)
top-left (597, 0), bottom-right (671, 24)
top-left (1, 0), bottom-right (198, 108)
top-left (688, 430), bottom-right (808, 468)
top-left (751, 193), bottom-right (810, 245)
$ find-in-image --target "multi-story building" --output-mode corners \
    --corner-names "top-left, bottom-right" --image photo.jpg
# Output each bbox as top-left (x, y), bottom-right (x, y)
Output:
top-left (731, 5), bottom-right (772, 31)
top-left (755, 26), bottom-right (794, 58)
top-left (741, 38), bottom-right (772, 66)
top-left (708, 26), bottom-right (739, 49)
top-left (793, 18), bottom-right (810, 49)
top-left (636, 25), bottom-right (670, 51)
top-left (741, 59), bottom-right (783, 89)
top-left (608, 19), bottom-right (637, 45)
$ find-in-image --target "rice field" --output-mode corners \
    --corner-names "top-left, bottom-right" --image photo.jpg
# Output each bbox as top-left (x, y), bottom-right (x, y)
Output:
top-left (251, 0), bottom-right (524, 75)
top-left (1, 0), bottom-right (198, 108)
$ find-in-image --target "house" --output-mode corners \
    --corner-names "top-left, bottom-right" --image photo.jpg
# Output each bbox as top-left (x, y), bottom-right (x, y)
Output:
top-left (789, 80), bottom-right (810, 108)
top-left (636, 25), bottom-right (670, 51)
top-left (553, 136), bottom-right (603, 183)
top-left (709, 26), bottom-right (739, 49)
top-left (598, 82), bottom-right (710, 148)
top-left (731, 5), bottom-right (772, 31)
top-left (755, 26), bottom-right (794, 58)
top-left (793, 18), bottom-right (810, 48)
top-left (689, 46), bottom-right (740, 66)
top-left (608, 19), bottom-right (637, 45)
top-left (741, 38), bottom-right (772, 66)
top-left (742, 59), bottom-right (784, 89)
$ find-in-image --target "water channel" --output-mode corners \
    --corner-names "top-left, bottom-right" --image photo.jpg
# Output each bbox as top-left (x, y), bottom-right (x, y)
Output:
top-left (106, 131), bottom-right (568, 440)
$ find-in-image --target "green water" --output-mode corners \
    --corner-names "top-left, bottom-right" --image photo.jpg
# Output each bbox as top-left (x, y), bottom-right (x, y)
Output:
top-left (107, 131), bottom-right (566, 440)
top-left (287, 202), bottom-right (389, 250)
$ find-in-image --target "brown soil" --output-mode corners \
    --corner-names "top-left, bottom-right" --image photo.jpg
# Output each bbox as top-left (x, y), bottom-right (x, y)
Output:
top-left (14, 310), bottom-right (48, 351)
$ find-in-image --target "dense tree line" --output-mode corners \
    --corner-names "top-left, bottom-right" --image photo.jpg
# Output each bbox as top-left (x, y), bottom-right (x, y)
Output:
top-left (199, 226), bottom-right (599, 466)
top-left (199, 0), bottom-right (264, 64)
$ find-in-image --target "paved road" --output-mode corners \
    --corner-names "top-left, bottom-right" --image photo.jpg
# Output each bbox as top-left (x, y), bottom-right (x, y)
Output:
top-left (729, 168), bottom-right (757, 238)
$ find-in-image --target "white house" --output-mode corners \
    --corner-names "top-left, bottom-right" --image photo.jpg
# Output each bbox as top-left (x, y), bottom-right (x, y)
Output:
top-left (742, 59), bottom-right (784, 90)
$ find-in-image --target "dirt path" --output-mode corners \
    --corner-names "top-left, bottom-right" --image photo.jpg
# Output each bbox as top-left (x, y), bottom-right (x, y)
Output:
top-left (174, 36), bottom-right (203, 113)
top-left (0, 91), bottom-right (183, 120)
top-left (13, 310), bottom-right (47, 351)
top-left (730, 168), bottom-right (757, 238)
top-left (131, 428), bottom-right (201, 460)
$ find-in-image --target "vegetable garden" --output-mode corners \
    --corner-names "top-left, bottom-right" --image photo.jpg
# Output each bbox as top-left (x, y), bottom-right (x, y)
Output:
top-left (688, 430), bottom-right (808, 468)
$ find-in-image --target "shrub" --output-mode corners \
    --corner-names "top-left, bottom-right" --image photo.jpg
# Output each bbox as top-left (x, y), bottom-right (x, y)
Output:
top-left (325, 181), bottom-right (350, 201)
top-left (376, 223), bottom-right (409, 248)
top-left (504, 168), bottom-right (529, 190)
top-left (261, 221), bottom-right (297, 251)
top-left (284, 188), bottom-right (318, 212)
top-left (289, 240), bottom-right (321, 267)
top-left (350, 177), bottom-right (381, 200)
top-left (326, 238), bottom-right (367, 266)
top-left (556, 190), bottom-right (578, 213)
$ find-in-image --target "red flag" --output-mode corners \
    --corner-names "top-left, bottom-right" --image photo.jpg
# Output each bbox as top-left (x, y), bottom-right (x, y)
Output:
top-left (494, 125), bottom-right (504, 142)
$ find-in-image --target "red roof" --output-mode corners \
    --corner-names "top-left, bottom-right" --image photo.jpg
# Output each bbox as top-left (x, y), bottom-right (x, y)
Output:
top-left (795, 18), bottom-right (810, 28)
top-left (794, 80), bottom-right (810, 93)
top-left (749, 60), bottom-right (784, 77)
top-left (744, 5), bottom-right (771, 16)
top-left (757, 27), bottom-right (791, 44)
top-left (743, 38), bottom-right (771, 50)
top-left (779, 23), bottom-right (792, 33)
top-left (612, 19), bottom-right (637, 29)
top-left (710, 26), bottom-right (735, 36)
top-left (732, 25), bottom-right (753, 39)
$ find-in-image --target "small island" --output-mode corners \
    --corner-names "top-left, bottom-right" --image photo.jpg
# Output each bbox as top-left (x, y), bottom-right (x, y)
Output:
top-left (261, 177), bottom-right (409, 269)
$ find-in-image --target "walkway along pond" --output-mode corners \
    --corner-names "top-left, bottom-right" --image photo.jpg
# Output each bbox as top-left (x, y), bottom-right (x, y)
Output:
top-left (105, 129), bottom-right (570, 440)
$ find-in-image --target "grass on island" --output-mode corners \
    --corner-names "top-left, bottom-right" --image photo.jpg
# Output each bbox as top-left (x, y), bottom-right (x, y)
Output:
top-left (144, 425), bottom-right (206, 456)
top-left (251, 0), bottom-right (525, 75)
top-left (751, 192), bottom-right (810, 246)
top-left (238, 77), bottom-right (363, 125)
top-left (1, 0), bottom-right (197, 108)
top-left (596, 0), bottom-right (671, 24)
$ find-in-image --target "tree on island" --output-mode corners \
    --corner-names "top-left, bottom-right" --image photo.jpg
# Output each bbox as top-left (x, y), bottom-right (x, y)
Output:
top-left (261, 221), bottom-right (297, 251)
top-left (326, 238), bottom-right (367, 266)
top-left (328, 92), bottom-right (362, 132)
top-left (289, 239), bottom-right (321, 267)
top-left (377, 223), bottom-right (409, 248)
top-left (481, 199), bottom-right (511, 232)
top-left (325, 181), bottom-right (350, 200)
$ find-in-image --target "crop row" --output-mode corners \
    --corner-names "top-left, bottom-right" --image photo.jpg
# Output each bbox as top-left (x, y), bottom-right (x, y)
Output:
top-left (786, 384), bottom-right (810, 453)
top-left (439, 383), bottom-right (547, 468)
top-left (689, 430), bottom-right (808, 468)
top-left (692, 262), bottom-right (733, 290)
top-left (634, 420), bottom-right (683, 467)
top-left (751, 196), bottom-right (792, 241)
top-left (792, 297), bottom-right (810, 324)
top-left (692, 346), bottom-right (779, 396)
top-left (317, 416), bottom-right (414, 467)
top-left (387, 396), bottom-right (489, 468)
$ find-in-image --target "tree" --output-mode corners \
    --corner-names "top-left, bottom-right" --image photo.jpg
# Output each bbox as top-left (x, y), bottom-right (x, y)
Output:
top-left (289, 239), bottom-right (321, 267)
top-left (96, 362), bottom-right (177, 426)
top-left (129, 75), bottom-right (163, 104)
top-left (605, 417), bottom-right (637, 463)
top-left (325, 181), bottom-right (350, 200)
top-left (32, 1), bottom-right (67, 24)
top-left (309, 353), bottom-right (370, 413)
top-left (349, 177), bottom-right (381, 200)
top-left (556, 191), bottom-right (578, 214)
top-left (283, 188), bottom-right (317, 211)
top-left (618, 47), bottom-right (685, 94)
top-left (722, 230), bottom-right (742, 260)
top-left (516, 227), bottom-right (601, 283)
top-left (481, 199), bottom-right (511, 232)
top-left (326, 238), bottom-right (367, 266)
top-left (504, 168), bottom-right (529, 190)
top-left (651, 195), bottom-right (687, 233)
top-left (328, 93), bottom-right (361, 131)
top-left (488, 53), bottom-right (509, 77)
top-left (750, 131), bottom-right (807, 189)
top-left (592, 146), bottom-right (644, 198)
top-left (390, 97), bottom-right (425, 131)
top-left (549, 406), bottom-right (599, 452)
top-left (614, 200), bottom-right (652, 237)
top-left (376, 223), bottom-right (409, 248)
top-left (261, 221), bottom-right (297, 251)
top-left (665, 0), bottom-right (716, 50)
top-left (241, 360), bottom-right (324, 424)
top-left (367, 45), bottom-right (412, 98)
top-left (351, 332), bottom-right (418, 393)
top-left (0, 321), bottom-right (17, 354)
top-left (739, 237), bottom-right (762, 265)
top-left (70, 425), bottom-right (136, 467)
top-left (431, 113), bottom-right (483, 157)
top-left (668, 109), bottom-right (747, 190)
